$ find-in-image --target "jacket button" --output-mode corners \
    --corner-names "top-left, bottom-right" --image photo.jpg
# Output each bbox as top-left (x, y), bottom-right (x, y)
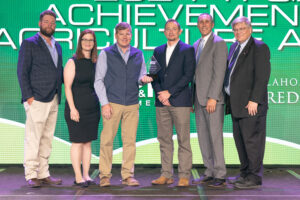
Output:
top-left (164, 74), bottom-right (167, 77)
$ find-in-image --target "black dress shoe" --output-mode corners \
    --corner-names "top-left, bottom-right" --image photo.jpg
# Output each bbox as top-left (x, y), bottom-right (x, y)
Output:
top-left (192, 176), bottom-right (214, 184)
top-left (73, 181), bottom-right (88, 188)
top-left (86, 180), bottom-right (96, 185)
top-left (228, 176), bottom-right (246, 184)
top-left (234, 179), bottom-right (261, 189)
top-left (208, 178), bottom-right (226, 188)
top-left (27, 178), bottom-right (41, 188)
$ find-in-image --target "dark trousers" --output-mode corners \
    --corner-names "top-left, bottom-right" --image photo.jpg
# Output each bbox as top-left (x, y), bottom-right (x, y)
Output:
top-left (231, 115), bottom-right (266, 184)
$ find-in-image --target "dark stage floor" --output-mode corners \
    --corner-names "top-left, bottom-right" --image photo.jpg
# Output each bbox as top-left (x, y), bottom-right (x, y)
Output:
top-left (0, 166), bottom-right (300, 200)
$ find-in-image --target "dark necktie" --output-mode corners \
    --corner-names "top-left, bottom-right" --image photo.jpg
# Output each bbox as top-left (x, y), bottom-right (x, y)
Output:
top-left (224, 44), bottom-right (241, 88)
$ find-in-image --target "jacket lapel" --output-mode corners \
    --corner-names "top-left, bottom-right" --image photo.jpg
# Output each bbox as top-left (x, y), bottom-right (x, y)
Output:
top-left (166, 40), bottom-right (180, 68)
top-left (160, 44), bottom-right (167, 70)
top-left (37, 34), bottom-right (57, 69)
top-left (198, 34), bottom-right (214, 66)
top-left (55, 42), bottom-right (62, 68)
top-left (231, 37), bottom-right (254, 79)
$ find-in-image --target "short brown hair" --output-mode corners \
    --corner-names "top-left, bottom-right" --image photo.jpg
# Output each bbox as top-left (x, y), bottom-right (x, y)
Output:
top-left (164, 19), bottom-right (181, 30)
top-left (74, 30), bottom-right (98, 63)
top-left (115, 22), bottom-right (132, 34)
top-left (40, 10), bottom-right (56, 21)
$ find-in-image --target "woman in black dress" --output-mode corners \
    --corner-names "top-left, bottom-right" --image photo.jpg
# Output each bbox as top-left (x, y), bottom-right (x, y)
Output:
top-left (64, 30), bottom-right (100, 187)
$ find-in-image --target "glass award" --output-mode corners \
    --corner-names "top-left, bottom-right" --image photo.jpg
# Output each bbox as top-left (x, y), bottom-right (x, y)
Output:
top-left (147, 55), bottom-right (161, 79)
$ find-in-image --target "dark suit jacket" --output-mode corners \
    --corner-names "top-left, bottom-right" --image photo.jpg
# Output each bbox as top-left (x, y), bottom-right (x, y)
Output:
top-left (151, 40), bottom-right (196, 107)
top-left (225, 36), bottom-right (271, 118)
top-left (17, 33), bottom-right (63, 104)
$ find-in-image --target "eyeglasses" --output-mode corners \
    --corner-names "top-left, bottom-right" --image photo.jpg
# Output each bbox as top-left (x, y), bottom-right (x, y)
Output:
top-left (233, 27), bottom-right (248, 33)
top-left (81, 39), bottom-right (94, 43)
top-left (42, 20), bottom-right (56, 26)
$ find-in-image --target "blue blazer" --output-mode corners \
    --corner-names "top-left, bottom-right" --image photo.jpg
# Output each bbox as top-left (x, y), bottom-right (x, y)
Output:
top-left (151, 40), bottom-right (196, 107)
top-left (17, 33), bottom-right (63, 104)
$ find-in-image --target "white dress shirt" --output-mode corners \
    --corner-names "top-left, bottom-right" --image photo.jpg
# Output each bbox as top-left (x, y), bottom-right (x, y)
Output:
top-left (166, 40), bottom-right (179, 66)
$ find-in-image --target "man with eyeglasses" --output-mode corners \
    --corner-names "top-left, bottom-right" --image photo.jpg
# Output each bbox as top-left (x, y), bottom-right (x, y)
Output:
top-left (17, 10), bottom-right (63, 188)
top-left (224, 16), bottom-right (271, 189)
top-left (94, 22), bottom-right (152, 187)
top-left (151, 19), bottom-right (196, 187)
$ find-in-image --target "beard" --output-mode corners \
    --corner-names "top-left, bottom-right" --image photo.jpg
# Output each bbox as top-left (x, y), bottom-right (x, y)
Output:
top-left (167, 37), bottom-right (177, 41)
top-left (40, 26), bottom-right (55, 38)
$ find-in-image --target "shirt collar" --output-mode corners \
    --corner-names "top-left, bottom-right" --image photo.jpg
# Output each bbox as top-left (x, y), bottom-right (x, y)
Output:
top-left (201, 31), bottom-right (212, 43)
top-left (167, 39), bottom-right (179, 48)
top-left (238, 36), bottom-right (251, 49)
top-left (38, 32), bottom-right (55, 47)
top-left (116, 43), bottom-right (130, 54)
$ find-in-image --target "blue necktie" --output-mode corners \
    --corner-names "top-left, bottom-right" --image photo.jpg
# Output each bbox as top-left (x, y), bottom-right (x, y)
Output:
top-left (196, 39), bottom-right (204, 65)
top-left (224, 44), bottom-right (241, 88)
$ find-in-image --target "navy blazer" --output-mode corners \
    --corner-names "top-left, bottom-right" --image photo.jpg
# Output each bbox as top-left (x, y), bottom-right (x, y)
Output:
top-left (151, 40), bottom-right (196, 107)
top-left (225, 37), bottom-right (271, 118)
top-left (17, 33), bottom-right (63, 104)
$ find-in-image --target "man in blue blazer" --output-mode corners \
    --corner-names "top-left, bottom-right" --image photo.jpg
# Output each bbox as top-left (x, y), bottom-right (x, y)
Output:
top-left (17, 10), bottom-right (63, 188)
top-left (151, 19), bottom-right (196, 187)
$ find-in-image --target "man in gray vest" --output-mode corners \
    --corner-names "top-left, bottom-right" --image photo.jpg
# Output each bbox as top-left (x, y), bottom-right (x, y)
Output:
top-left (192, 13), bottom-right (227, 187)
top-left (94, 22), bottom-right (152, 187)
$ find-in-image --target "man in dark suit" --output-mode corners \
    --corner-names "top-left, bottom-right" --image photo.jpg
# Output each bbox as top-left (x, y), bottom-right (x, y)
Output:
top-left (224, 16), bottom-right (271, 189)
top-left (151, 19), bottom-right (196, 187)
top-left (192, 13), bottom-right (227, 187)
top-left (17, 10), bottom-right (63, 188)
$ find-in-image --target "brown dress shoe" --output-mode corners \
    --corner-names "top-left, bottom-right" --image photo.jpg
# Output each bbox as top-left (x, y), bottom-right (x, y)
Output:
top-left (177, 178), bottom-right (189, 187)
top-left (152, 176), bottom-right (174, 185)
top-left (39, 176), bottom-right (62, 185)
top-left (99, 177), bottom-right (111, 187)
top-left (122, 177), bottom-right (140, 186)
top-left (27, 178), bottom-right (41, 188)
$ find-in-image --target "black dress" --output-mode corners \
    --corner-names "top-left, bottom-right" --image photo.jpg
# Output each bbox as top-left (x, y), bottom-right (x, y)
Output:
top-left (64, 58), bottom-right (100, 143)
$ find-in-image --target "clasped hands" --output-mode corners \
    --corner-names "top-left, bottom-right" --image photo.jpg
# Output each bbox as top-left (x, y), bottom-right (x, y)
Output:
top-left (158, 90), bottom-right (171, 106)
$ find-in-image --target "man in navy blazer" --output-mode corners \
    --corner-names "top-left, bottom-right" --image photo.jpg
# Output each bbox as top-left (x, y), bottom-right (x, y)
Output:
top-left (17, 10), bottom-right (63, 188)
top-left (224, 17), bottom-right (271, 189)
top-left (151, 19), bottom-right (196, 187)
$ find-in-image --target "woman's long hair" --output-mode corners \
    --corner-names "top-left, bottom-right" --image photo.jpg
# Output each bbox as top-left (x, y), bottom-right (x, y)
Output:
top-left (74, 29), bottom-right (98, 63)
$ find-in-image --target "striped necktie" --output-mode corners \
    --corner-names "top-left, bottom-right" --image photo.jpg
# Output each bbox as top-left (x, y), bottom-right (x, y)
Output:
top-left (224, 44), bottom-right (241, 88)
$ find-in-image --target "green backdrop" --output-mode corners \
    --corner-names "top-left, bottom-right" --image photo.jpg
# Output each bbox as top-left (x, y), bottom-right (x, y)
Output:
top-left (1, 0), bottom-right (300, 164)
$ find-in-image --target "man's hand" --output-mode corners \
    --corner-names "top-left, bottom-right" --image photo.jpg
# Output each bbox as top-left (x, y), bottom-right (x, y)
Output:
top-left (141, 75), bottom-right (153, 83)
top-left (27, 97), bottom-right (34, 105)
top-left (206, 98), bottom-right (217, 114)
top-left (162, 99), bottom-right (171, 106)
top-left (245, 101), bottom-right (258, 116)
top-left (102, 104), bottom-right (113, 120)
top-left (70, 108), bottom-right (80, 122)
top-left (158, 90), bottom-right (171, 103)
